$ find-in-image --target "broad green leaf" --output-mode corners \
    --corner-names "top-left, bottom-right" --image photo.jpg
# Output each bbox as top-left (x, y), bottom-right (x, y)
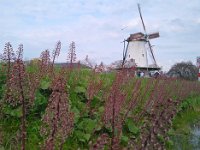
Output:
top-left (121, 135), bottom-right (129, 146)
top-left (83, 133), bottom-right (91, 141)
top-left (98, 106), bottom-right (104, 113)
top-left (74, 130), bottom-right (91, 142)
top-left (74, 86), bottom-right (86, 93)
top-left (0, 145), bottom-right (5, 150)
top-left (3, 106), bottom-right (22, 118)
top-left (165, 140), bottom-right (174, 147)
top-left (78, 118), bottom-right (96, 133)
top-left (126, 118), bottom-right (139, 135)
top-left (157, 134), bottom-right (165, 143)
top-left (77, 101), bottom-right (87, 112)
top-left (40, 80), bottom-right (50, 90)
top-left (95, 123), bottom-right (102, 131)
top-left (71, 107), bottom-right (80, 123)
top-left (91, 96), bottom-right (102, 108)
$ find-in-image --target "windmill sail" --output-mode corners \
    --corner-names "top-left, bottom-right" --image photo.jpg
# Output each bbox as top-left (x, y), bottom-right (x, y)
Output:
top-left (148, 32), bottom-right (160, 39)
top-left (138, 4), bottom-right (147, 34)
top-left (137, 3), bottom-right (158, 67)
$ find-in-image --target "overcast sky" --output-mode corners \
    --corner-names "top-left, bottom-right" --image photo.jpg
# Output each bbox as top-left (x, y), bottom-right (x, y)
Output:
top-left (0, 0), bottom-right (200, 71)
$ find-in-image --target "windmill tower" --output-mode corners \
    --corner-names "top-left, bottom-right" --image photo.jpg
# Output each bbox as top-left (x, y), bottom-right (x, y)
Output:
top-left (122, 4), bottom-right (160, 70)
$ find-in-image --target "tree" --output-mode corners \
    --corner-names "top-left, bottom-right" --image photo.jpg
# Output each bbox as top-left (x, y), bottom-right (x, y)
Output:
top-left (167, 61), bottom-right (198, 81)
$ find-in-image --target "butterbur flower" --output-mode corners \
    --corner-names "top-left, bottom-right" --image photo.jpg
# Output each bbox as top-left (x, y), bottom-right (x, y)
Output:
top-left (52, 41), bottom-right (61, 64)
top-left (103, 72), bottom-right (126, 124)
top-left (41, 76), bottom-right (74, 150)
top-left (67, 41), bottom-right (76, 67)
top-left (86, 71), bottom-right (102, 108)
top-left (102, 71), bottom-right (127, 149)
top-left (6, 59), bottom-right (26, 106)
top-left (0, 42), bottom-right (15, 74)
top-left (51, 41), bottom-right (61, 75)
top-left (91, 133), bottom-right (109, 150)
top-left (16, 44), bottom-right (23, 60)
top-left (40, 49), bottom-right (51, 77)
top-left (3, 44), bottom-right (30, 150)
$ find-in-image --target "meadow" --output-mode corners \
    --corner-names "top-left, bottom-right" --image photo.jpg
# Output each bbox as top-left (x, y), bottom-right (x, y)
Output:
top-left (0, 42), bottom-right (200, 150)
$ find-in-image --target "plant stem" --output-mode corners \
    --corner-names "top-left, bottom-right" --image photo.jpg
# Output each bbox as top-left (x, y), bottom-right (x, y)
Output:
top-left (18, 63), bottom-right (26, 150)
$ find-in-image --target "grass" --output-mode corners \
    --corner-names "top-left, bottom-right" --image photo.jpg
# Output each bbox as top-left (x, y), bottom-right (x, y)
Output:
top-left (167, 96), bottom-right (200, 149)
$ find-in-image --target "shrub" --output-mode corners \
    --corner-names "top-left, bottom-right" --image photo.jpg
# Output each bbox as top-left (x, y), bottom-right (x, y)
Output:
top-left (167, 62), bottom-right (198, 81)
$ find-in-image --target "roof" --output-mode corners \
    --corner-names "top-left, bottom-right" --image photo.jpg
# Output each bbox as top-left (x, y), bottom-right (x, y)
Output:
top-left (127, 32), bottom-right (145, 41)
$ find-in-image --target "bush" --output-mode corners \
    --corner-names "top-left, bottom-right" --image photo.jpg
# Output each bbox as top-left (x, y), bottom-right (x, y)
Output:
top-left (167, 62), bottom-right (198, 81)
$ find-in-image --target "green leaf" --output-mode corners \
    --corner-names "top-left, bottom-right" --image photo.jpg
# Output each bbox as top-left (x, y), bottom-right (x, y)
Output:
top-left (77, 101), bottom-right (87, 112)
top-left (74, 86), bottom-right (86, 93)
top-left (90, 96), bottom-right (102, 108)
top-left (165, 140), bottom-right (174, 148)
top-left (98, 106), bottom-right (104, 113)
top-left (0, 145), bottom-right (5, 150)
top-left (31, 91), bottom-right (48, 115)
top-left (71, 107), bottom-right (80, 123)
top-left (126, 118), bottom-right (139, 135)
top-left (3, 106), bottom-right (22, 118)
top-left (95, 123), bottom-right (102, 131)
top-left (83, 133), bottom-right (91, 141)
top-left (78, 119), bottom-right (96, 133)
top-left (40, 80), bottom-right (50, 90)
top-left (121, 135), bottom-right (129, 146)
top-left (35, 91), bottom-right (47, 105)
top-left (157, 134), bottom-right (164, 143)
top-left (74, 130), bottom-right (91, 142)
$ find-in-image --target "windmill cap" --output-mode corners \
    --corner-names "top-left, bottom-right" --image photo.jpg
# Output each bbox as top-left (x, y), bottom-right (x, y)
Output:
top-left (127, 32), bottom-right (145, 41)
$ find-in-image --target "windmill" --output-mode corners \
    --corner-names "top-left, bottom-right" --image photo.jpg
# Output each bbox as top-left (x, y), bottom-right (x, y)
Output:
top-left (122, 4), bottom-right (160, 70)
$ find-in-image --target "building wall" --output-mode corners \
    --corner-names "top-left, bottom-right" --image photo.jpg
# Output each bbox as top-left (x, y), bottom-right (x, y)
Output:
top-left (126, 41), bottom-right (148, 68)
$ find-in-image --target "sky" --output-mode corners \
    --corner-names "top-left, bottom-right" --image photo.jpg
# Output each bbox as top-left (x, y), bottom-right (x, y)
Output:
top-left (0, 0), bottom-right (200, 71)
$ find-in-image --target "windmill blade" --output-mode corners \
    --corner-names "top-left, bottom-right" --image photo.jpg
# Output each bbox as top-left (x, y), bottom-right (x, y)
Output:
top-left (122, 41), bottom-right (129, 67)
top-left (147, 40), bottom-right (157, 66)
top-left (138, 3), bottom-right (147, 34)
top-left (122, 40), bottom-right (126, 67)
top-left (148, 32), bottom-right (160, 39)
top-left (122, 40), bottom-right (126, 60)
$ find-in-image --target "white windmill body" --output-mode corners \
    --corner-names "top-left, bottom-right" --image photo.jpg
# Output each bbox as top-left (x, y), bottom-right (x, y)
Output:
top-left (126, 33), bottom-right (148, 68)
top-left (127, 41), bottom-right (147, 67)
